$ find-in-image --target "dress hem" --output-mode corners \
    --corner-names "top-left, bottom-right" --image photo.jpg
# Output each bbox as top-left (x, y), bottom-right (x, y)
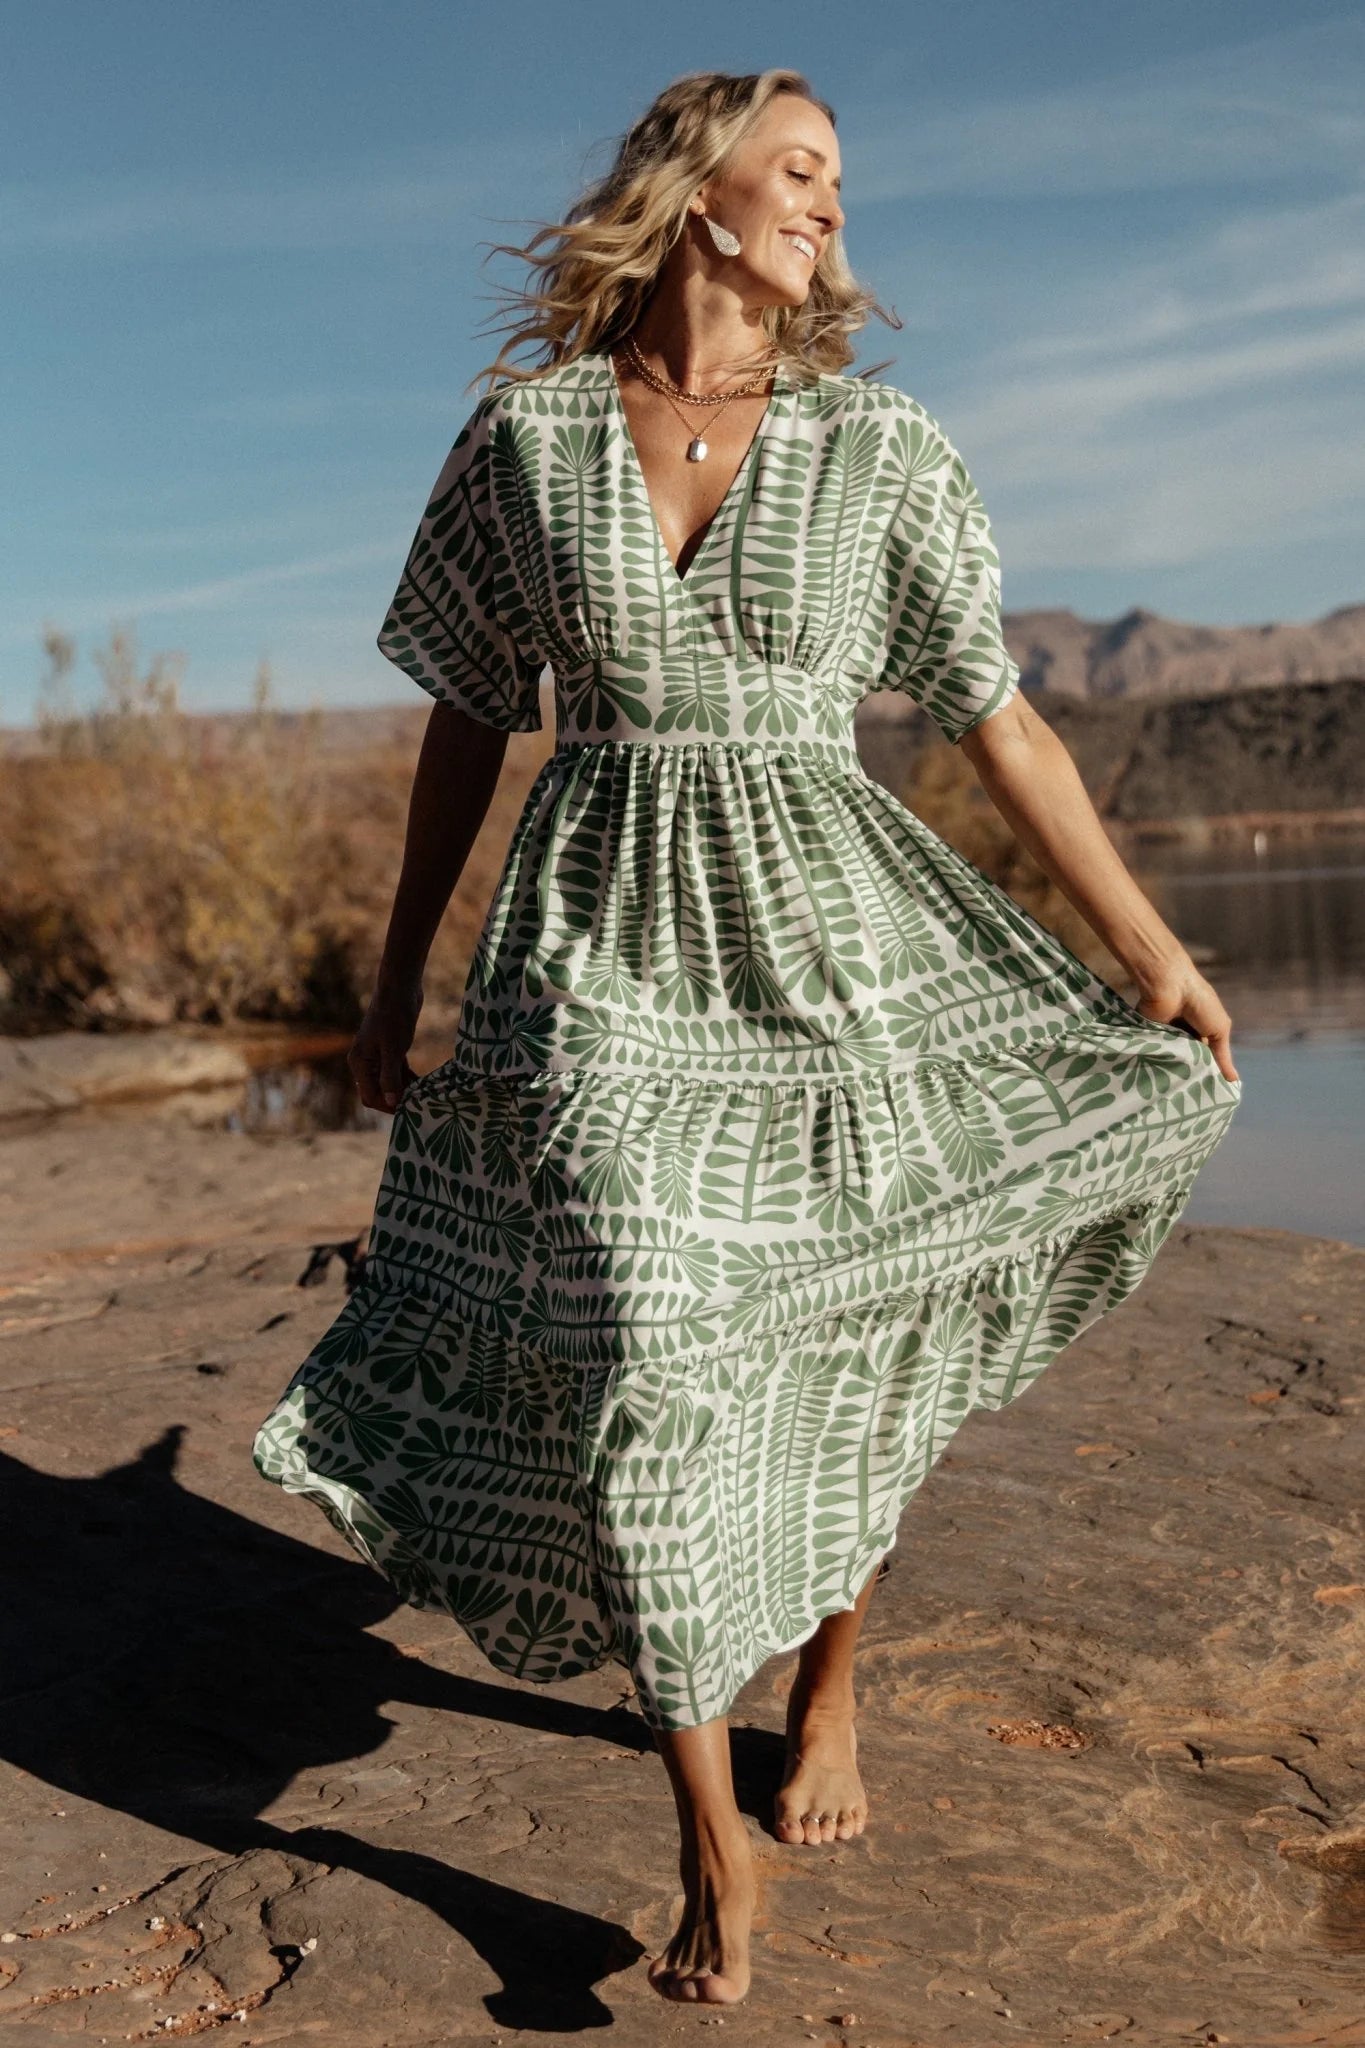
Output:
top-left (253, 1178), bottom-right (1191, 1734)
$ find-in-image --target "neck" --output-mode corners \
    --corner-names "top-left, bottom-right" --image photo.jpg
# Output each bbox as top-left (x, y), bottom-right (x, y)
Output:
top-left (624, 297), bottom-right (779, 393)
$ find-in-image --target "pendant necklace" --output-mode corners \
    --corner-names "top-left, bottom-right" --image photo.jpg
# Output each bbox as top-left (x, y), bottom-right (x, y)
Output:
top-left (620, 333), bottom-right (781, 462)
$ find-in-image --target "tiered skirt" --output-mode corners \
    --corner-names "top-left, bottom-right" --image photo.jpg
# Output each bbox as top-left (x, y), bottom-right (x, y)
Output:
top-left (252, 739), bottom-right (1242, 1730)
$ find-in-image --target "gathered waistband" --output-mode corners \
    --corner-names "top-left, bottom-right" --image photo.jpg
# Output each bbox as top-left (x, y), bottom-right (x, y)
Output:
top-left (543, 655), bottom-right (872, 759)
top-left (548, 733), bottom-right (863, 765)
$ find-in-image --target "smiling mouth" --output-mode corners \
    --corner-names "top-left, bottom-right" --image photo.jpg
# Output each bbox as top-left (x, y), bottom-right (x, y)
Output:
top-left (782, 232), bottom-right (819, 262)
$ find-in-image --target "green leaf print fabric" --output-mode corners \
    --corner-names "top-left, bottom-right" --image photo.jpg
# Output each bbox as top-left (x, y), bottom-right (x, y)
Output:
top-left (252, 350), bottom-right (1242, 1732)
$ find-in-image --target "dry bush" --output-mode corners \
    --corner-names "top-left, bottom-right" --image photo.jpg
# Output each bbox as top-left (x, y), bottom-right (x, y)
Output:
top-left (4, 626), bottom-right (1153, 1034)
top-left (902, 734), bottom-right (1134, 986)
top-left (0, 628), bottom-right (548, 1033)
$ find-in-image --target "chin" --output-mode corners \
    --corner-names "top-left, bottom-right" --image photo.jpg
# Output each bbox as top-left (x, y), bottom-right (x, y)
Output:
top-left (757, 280), bottom-right (809, 309)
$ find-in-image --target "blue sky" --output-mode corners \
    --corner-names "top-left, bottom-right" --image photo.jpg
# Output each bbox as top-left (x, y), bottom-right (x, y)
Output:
top-left (4, 2), bottom-right (1362, 722)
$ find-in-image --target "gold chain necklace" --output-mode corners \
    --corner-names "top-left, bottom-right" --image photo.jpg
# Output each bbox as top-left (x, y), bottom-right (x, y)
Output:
top-left (619, 333), bottom-right (781, 463)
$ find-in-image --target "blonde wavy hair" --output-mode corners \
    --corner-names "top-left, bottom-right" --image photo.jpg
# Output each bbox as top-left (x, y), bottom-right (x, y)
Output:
top-left (467, 68), bottom-right (901, 396)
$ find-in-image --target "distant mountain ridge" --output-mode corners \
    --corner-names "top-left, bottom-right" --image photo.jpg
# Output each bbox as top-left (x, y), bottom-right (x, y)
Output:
top-left (1003, 601), bottom-right (1365, 701)
top-left (1032, 675), bottom-right (1365, 822)
top-left (3, 603), bottom-right (1363, 763)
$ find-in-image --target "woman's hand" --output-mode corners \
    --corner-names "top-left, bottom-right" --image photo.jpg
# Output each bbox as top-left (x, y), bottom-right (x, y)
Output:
top-left (344, 701), bottom-right (507, 1115)
top-left (348, 981), bottom-right (423, 1112)
top-left (1131, 952), bottom-right (1240, 1085)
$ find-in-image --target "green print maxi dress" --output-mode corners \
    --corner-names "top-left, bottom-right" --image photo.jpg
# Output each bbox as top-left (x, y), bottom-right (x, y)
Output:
top-left (252, 349), bottom-right (1242, 1732)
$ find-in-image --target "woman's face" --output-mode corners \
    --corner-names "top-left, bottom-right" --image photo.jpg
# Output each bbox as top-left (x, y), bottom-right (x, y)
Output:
top-left (692, 95), bottom-right (846, 308)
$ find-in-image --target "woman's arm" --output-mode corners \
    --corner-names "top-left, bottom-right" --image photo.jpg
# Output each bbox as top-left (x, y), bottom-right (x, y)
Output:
top-left (958, 694), bottom-right (1240, 1084)
top-left (349, 701), bottom-right (509, 1110)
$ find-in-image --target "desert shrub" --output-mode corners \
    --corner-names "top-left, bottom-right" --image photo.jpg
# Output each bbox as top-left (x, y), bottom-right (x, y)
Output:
top-left (0, 628), bottom-right (547, 1032)
top-left (3, 627), bottom-right (1151, 1033)
top-left (901, 734), bottom-right (1133, 984)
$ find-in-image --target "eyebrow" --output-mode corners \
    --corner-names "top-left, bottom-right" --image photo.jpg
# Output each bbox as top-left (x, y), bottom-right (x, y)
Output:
top-left (781, 143), bottom-right (842, 191)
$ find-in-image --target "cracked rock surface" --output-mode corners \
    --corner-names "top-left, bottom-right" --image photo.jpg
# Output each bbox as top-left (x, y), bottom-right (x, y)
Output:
top-left (1, 1109), bottom-right (1362, 2043)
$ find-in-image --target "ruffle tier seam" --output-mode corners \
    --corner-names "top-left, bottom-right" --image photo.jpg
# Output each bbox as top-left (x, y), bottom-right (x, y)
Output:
top-left (354, 1181), bottom-right (1193, 1380)
top-left (416, 1009), bottom-right (1197, 1097)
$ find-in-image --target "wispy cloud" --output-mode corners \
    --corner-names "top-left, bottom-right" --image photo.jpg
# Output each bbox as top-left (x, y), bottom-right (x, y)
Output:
top-left (0, 134), bottom-right (565, 255)
top-left (855, 18), bottom-right (1365, 200)
top-left (55, 542), bottom-right (398, 634)
top-left (92, 502), bottom-right (408, 556)
top-left (964, 309), bottom-right (1365, 459)
top-left (1003, 190), bottom-right (1365, 364)
top-left (993, 399), bottom-right (1365, 575)
top-left (901, 165), bottom-right (1365, 576)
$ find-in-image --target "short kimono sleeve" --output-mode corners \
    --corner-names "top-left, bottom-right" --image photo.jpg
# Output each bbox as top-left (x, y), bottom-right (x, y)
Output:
top-left (870, 401), bottom-right (1020, 745)
top-left (376, 396), bottom-right (544, 731)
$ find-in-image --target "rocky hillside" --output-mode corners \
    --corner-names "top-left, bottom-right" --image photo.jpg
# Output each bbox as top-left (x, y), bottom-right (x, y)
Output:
top-left (1003, 601), bottom-right (1365, 701)
top-left (1025, 675), bottom-right (1365, 821)
top-left (855, 675), bottom-right (1365, 825)
top-left (4, 667), bottom-right (1361, 827)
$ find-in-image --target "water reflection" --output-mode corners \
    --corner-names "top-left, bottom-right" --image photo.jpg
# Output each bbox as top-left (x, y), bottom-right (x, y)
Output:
top-left (1128, 831), bottom-right (1364, 1242)
top-left (1134, 834), bottom-right (1365, 1043)
top-left (222, 1038), bottom-right (472, 1138)
top-left (225, 1047), bottom-right (391, 1137)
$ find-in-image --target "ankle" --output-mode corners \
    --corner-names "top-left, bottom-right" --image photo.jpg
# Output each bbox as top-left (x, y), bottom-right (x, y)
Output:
top-left (789, 1671), bottom-right (857, 1718)
top-left (685, 1812), bottom-right (753, 1865)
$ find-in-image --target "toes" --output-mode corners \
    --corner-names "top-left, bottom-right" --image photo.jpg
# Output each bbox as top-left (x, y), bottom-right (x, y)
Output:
top-left (776, 1791), bottom-right (870, 1846)
top-left (648, 1964), bottom-right (695, 2001)
top-left (650, 1966), bottom-right (739, 2005)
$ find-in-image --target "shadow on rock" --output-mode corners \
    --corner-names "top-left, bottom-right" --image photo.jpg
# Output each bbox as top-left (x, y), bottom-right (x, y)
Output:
top-left (0, 1428), bottom-right (650, 2027)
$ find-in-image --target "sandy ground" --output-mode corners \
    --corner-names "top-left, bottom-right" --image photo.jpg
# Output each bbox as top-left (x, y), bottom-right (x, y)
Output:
top-left (1, 1102), bottom-right (1363, 2046)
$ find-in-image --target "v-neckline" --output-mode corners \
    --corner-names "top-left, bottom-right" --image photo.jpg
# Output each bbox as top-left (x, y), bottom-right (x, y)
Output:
top-left (602, 348), bottom-right (787, 586)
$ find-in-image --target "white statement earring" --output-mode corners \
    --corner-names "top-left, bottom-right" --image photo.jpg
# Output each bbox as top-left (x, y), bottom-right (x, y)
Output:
top-left (700, 211), bottom-right (741, 257)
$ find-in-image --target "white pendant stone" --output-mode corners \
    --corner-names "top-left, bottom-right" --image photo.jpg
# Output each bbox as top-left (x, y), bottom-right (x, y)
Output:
top-left (686, 436), bottom-right (709, 462)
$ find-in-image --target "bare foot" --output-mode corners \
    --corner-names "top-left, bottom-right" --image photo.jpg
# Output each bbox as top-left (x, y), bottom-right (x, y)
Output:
top-left (647, 1819), bottom-right (756, 2004)
top-left (775, 1678), bottom-right (869, 1845)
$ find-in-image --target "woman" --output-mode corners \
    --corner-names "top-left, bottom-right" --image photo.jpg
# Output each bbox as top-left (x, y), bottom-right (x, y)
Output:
top-left (253, 68), bottom-right (1241, 2006)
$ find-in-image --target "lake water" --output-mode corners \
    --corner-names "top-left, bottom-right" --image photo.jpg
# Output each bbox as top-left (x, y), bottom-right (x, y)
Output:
top-left (226, 829), bottom-right (1364, 1249)
top-left (1124, 831), bottom-right (1364, 1245)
